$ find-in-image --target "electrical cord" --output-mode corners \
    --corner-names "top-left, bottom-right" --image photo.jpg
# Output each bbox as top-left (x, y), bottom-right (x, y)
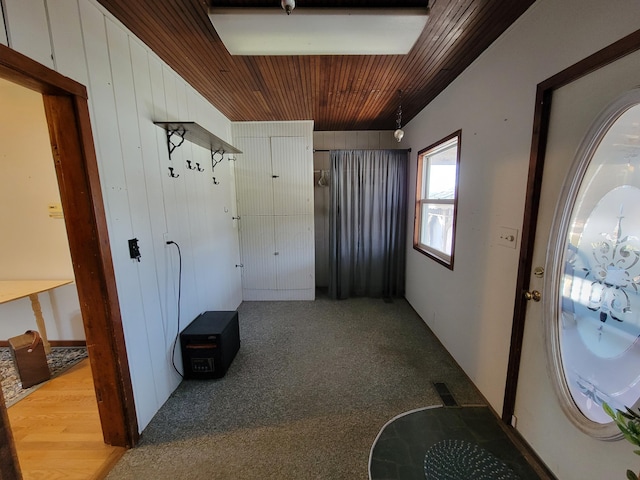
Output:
top-left (166, 240), bottom-right (184, 378)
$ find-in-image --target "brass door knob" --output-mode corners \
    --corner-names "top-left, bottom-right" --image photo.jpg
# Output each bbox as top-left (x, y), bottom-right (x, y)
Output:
top-left (524, 290), bottom-right (542, 302)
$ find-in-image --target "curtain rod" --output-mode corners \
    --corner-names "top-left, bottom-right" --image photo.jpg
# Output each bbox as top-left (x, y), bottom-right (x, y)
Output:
top-left (313, 148), bottom-right (411, 153)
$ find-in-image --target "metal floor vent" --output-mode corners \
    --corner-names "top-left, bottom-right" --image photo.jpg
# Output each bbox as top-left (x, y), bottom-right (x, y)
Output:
top-left (433, 382), bottom-right (458, 407)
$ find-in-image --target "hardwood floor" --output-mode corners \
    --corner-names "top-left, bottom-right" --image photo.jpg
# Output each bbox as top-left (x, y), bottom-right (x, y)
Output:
top-left (7, 359), bottom-right (125, 479)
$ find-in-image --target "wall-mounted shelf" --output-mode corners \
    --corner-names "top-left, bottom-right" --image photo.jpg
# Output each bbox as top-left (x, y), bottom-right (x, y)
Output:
top-left (154, 121), bottom-right (242, 157)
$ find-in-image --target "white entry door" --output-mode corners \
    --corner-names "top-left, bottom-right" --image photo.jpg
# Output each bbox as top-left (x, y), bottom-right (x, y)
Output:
top-left (514, 49), bottom-right (640, 479)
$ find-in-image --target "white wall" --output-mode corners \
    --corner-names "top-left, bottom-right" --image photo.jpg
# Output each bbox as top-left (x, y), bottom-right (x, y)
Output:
top-left (312, 131), bottom-right (404, 287)
top-left (0, 79), bottom-right (84, 341)
top-left (0, 0), bottom-right (242, 431)
top-left (0, 4), bottom-right (7, 46)
top-left (403, 0), bottom-right (640, 478)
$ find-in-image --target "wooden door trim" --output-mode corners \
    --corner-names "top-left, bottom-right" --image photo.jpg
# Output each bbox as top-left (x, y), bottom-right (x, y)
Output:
top-left (502, 28), bottom-right (640, 423)
top-left (0, 42), bottom-right (138, 479)
top-left (43, 93), bottom-right (138, 446)
top-left (0, 389), bottom-right (20, 480)
top-left (0, 43), bottom-right (85, 97)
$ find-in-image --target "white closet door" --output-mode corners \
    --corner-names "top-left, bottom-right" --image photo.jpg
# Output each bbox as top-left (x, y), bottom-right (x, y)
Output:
top-left (239, 215), bottom-right (277, 290)
top-left (274, 215), bottom-right (314, 290)
top-left (235, 137), bottom-right (274, 215)
top-left (271, 136), bottom-right (313, 215)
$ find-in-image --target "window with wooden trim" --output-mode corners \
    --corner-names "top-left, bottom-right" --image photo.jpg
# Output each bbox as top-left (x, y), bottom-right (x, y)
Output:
top-left (413, 130), bottom-right (461, 269)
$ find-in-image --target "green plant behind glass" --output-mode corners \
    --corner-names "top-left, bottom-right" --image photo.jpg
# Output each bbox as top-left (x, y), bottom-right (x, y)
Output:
top-left (603, 402), bottom-right (640, 480)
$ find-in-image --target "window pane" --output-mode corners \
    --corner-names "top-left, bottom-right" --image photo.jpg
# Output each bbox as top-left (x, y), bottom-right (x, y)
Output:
top-left (426, 141), bottom-right (458, 200)
top-left (414, 130), bottom-right (460, 269)
top-left (420, 203), bottom-right (454, 256)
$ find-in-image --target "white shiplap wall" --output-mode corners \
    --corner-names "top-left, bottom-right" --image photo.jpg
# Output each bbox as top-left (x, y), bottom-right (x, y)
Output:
top-left (313, 131), bottom-right (404, 287)
top-left (1, 0), bottom-right (242, 431)
top-left (3, 0), bottom-right (53, 69)
top-left (233, 121), bottom-right (314, 140)
top-left (0, 4), bottom-right (7, 46)
top-left (233, 122), bottom-right (315, 300)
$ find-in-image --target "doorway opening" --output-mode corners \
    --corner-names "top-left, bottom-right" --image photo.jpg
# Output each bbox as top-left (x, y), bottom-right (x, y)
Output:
top-left (0, 42), bottom-right (137, 478)
top-left (502, 29), bottom-right (640, 423)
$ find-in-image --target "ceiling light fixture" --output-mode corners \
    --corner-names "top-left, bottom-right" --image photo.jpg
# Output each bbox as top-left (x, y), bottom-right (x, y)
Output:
top-left (394, 90), bottom-right (405, 143)
top-left (281, 0), bottom-right (295, 15)
top-left (208, 7), bottom-right (430, 56)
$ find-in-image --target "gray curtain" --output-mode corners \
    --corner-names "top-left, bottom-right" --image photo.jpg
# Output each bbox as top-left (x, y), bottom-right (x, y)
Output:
top-left (328, 149), bottom-right (407, 299)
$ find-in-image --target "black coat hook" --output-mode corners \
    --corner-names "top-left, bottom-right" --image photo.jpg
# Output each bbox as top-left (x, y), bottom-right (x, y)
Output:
top-left (212, 176), bottom-right (220, 185)
top-left (169, 167), bottom-right (179, 178)
top-left (186, 161), bottom-right (204, 172)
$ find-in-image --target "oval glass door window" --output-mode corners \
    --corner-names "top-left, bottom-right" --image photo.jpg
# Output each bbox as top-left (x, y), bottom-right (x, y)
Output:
top-left (547, 89), bottom-right (640, 439)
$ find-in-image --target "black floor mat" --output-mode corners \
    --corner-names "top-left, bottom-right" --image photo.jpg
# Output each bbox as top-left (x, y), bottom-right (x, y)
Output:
top-left (370, 406), bottom-right (541, 480)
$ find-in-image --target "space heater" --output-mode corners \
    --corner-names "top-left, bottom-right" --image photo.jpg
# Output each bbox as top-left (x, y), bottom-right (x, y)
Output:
top-left (180, 311), bottom-right (240, 379)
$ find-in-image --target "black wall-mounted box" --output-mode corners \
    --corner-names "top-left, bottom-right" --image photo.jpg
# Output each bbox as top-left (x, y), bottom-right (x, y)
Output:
top-left (180, 310), bottom-right (240, 379)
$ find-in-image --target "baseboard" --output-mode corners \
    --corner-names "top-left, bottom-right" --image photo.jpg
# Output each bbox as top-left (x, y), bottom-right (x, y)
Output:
top-left (242, 289), bottom-right (315, 301)
top-left (0, 340), bottom-right (87, 347)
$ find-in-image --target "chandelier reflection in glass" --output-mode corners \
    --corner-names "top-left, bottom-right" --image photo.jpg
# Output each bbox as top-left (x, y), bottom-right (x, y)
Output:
top-left (394, 89), bottom-right (405, 142)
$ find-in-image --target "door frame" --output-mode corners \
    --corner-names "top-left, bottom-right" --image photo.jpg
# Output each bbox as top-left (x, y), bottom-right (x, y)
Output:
top-left (0, 43), bottom-right (138, 478)
top-left (502, 28), bottom-right (640, 423)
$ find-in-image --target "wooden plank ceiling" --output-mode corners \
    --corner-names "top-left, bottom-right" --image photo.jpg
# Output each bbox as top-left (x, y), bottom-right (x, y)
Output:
top-left (96, 0), bottom-right (536, 131)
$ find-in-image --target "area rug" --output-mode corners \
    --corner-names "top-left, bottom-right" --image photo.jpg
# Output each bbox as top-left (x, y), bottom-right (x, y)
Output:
top-left (0, 346), bottom-right (88, 407)
top-left (369, 405), bottom-right (540, 480)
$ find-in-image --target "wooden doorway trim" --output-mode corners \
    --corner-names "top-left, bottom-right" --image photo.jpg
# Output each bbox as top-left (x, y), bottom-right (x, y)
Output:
top-left (502, 28), bottom-right (640, 423)
top-left (0, 388), bottom-right (19, 480)
top-left (0, 43), bottom-right (138, 472)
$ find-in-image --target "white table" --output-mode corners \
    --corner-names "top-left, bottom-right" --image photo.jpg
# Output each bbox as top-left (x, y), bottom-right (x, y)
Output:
top-left (0, 280), bottom-right (74, 354)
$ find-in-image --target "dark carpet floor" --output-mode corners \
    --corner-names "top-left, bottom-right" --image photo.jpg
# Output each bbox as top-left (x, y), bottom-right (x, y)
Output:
top-left (105, 296), bottom-right (531, 479)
